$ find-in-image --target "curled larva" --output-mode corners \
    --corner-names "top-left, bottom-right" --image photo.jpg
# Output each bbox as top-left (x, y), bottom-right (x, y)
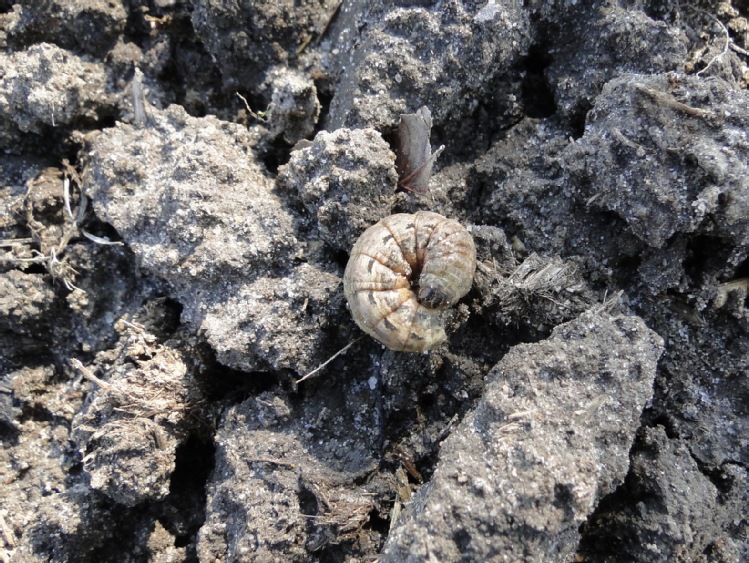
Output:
top-left (343, 211), bottom-right (476, 352)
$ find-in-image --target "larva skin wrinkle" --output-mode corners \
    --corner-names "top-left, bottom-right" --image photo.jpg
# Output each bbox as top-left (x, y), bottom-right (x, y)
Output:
top-left (343, 211), bottom-right (476, 352)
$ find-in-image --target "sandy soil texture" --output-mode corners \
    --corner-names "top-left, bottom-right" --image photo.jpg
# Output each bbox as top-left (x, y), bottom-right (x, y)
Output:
top-left (1, 1), bottom-right (747, 561)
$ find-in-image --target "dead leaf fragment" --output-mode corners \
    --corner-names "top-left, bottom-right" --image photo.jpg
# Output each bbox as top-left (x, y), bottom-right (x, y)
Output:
top-left (395, 106), bottom-right (444, 194)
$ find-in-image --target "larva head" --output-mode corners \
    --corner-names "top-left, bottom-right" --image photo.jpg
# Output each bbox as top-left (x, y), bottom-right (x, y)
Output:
top-left (417, 261), bottom-right (473, 309)
top-left (418, 280), bottom-right (453, 309)
top-left (415, 215), bottom-right (477, 310)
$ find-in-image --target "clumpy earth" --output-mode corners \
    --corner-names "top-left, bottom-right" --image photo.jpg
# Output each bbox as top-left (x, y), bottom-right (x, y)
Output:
top-left (0, 1), bottom-right (747, 561)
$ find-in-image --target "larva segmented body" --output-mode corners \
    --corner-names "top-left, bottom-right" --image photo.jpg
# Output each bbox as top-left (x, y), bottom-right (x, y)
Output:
top-left (343, 211), bottom-right (476, 352)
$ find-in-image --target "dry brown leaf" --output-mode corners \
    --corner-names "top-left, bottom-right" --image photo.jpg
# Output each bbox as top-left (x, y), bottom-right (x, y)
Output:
top-left (395, 106), bottom-right (444, 194)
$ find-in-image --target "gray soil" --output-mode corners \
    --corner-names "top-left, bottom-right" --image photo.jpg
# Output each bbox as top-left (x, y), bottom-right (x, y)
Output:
top-left (0, 1), bottom-right (747, 561)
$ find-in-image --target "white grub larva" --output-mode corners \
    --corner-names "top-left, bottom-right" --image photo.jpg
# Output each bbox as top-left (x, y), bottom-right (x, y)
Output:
top-left (343, 211), bottom-right (476, 352)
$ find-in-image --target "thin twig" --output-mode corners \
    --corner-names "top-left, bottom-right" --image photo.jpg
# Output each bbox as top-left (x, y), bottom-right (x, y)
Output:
top-left (688, 7), bottom-right (731, 76)
top-left (236, 92), bottom-right (268, 121)
top-left (81, 231), bottom-right (124, 246)
top-left (70, 358), bottom-right (113, 389)
top-left (245, 458), bottom-right (297, 469)
top-left (634, 84), bottom-right (714, 118)
top-left (63, 177), bottom-right (75, 220)
top-left (0, 238), bottom-right (34, 247)
top-left (729, 42), bottom-right (749, 57)
top-left (296, 337), bottom-right (363, 384)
